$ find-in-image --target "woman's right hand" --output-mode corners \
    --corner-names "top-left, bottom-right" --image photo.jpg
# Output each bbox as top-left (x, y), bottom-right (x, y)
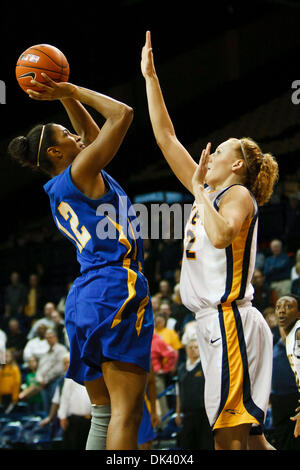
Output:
top-left (141, 31), bottom-right (156, 79)
top-left (26, 73), bottom-right (77, 101)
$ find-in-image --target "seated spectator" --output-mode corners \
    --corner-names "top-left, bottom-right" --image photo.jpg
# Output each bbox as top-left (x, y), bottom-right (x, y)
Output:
top-left (50, 310), bottom-right (66, 346)
top-left (252, 269), bottom-right (278, 312)
top-left (255, 250), bottom-right (265, 272)
top-left (0, 349), bottom-right (21, 411)
top-left (171, 284), bottom-right (194, 337)
top-left (57, 354), bottom-right (92, 450)
top-left (151, 295), bottom-right (161, 317)
top-left (291, 261), bottom-right (300, 297)
top-left (270, 333), bottom-right (300, 450)
top-left (264, 239), bottom-right (291, 297)
top-left (263, 307), bottom-right (281, 345)
top-left (19, 329), bottom-right (67, 413)
top-left (27, 302), bottom-right (56, 339)
top-left (23, 273), bottom-right (45, 322)
top-left (21, 356), bottom-right (44, 415)
top-left (23, 322), bottom-right (50, 363)
top-left (155, 279), bottom-right (173, 303)
top-left (0, 328), bottom-right (7, 364)
top-left (160, 301), bottom-right (176, 330)
top-left (154, 313), bottom-right (182, 352)
top-left (175, 338), bottom-right (214, 450)
top-left (151, 332), bottom-right (178, 423)
top-left (3, 271), bottom-right (27, 323)
top-left (291, 249), bottom-right (300, 281)
top-left (6, 318), bottom-right (27, 364)
top-left (56, 281), bottom-right (73, 315)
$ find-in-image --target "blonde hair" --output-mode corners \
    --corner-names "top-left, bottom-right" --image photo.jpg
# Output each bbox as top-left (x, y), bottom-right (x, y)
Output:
top-left (237, 137), bottom-right (279, 206)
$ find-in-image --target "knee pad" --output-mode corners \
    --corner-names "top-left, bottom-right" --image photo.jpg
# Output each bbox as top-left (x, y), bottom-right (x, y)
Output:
top-left (85, 404), bottom-right (111, 450)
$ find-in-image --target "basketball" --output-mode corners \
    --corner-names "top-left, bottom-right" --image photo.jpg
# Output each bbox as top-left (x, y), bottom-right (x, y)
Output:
top-left (16, 44), bottom-right (70, 93)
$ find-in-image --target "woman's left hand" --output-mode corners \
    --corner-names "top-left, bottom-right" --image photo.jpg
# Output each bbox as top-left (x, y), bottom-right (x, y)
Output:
top-left (192, 142), bottom-right (211, 193)
top-left (26, 73), bottom-right (77, 101)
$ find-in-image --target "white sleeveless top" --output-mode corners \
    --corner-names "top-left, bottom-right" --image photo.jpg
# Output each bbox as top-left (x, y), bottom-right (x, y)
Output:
top-left (180, 184), bottom-right (258, 312)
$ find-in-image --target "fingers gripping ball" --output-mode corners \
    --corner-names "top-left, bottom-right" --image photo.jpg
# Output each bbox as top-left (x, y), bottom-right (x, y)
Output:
top-left (16, 44), bottom-right (70, 93)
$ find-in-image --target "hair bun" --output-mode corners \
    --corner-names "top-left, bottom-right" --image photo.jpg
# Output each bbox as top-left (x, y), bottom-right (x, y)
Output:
top-left (8, 135), bottom-right (30, 161)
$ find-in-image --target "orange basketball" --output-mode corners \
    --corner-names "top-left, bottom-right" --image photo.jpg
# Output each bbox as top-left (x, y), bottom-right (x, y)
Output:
top-left (16, 44), bottom-right (70, 93)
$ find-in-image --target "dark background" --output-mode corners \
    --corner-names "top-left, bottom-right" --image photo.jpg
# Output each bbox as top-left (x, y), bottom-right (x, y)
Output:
top-left (0, 0), bottom-right (300, 266)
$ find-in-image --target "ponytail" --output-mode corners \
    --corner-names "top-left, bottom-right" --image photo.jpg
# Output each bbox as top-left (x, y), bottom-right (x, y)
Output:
top-left (8, 123), bottom-right (56, 175)
top-left (239, 137), bottom-right (279, 206)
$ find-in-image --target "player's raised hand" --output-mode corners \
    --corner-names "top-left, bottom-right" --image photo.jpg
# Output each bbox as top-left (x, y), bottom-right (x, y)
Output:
top-left (192, 142), bottom-right (211, 192)
top-left (141, 31), bottom-right (156, 78)
top-left (26, 73), bottom-right (76, 101)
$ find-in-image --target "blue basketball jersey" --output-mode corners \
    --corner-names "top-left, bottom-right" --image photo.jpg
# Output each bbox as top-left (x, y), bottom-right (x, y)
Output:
top-left (43, 165), bottom-right (144, 274)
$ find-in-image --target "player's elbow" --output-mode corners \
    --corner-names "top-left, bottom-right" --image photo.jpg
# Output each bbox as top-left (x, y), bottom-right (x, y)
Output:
top-left (155, 131), bottom-right (177, 152)
top-left (212, 228), bottom-right (235, 249)
top-left (120, 104), bottom-right (134, 123)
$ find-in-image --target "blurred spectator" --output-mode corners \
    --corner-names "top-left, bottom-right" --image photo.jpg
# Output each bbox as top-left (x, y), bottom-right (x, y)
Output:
top-left (0, 328), bottom-right (7, 364)
top-left (171, 284), bottom-right (194, 337)
top-left (175, 339), bottom-right (214, 450)
top-left (27, 302), bottom-right (56, 339)
top-left (181, 321), bottom-right (198, 348)
top-left (150, 295), bottom-right (161, 317)
top-left (159, 301), bottom-right (176, 330)
top-left (252, 269), bottom-right (278, 312)
top-left (255, 250), bottom-right (265, 271)
top-left (57, 354), bottom-right (92, 450)
top-left (269, 335), bottom-right (300, 450)
top-left (263, 307), bottom-right (281, 345)
top-left (264, 239), bottom-right (291, 296)
top-left (151, 333), bottom-right (178, 422)
top-left (50, 310), bottom-right (66, 346)
top-left (291, 261), bottom-right (300, 297)
top-left (291, 249), bottom-right (300, 281)
top-left (155, 279), bottom-right (173, 303)
top-left (24, 273), bottom-right (45, 321)
top-left (56, 281), bottom-right (73, 315)
top-left (21, 356), bottom-right (44, 415)
top-left (0, 349), bottom-right (21, 410)
top-left (4, 271), bottom-right (27, 320)
top-left (154, 313), bottom-right (182, 352)
top-left (19, 329), bottom-right (67, 413)
top-left (23, 322), bottom-right (50, 363)
top-left (6, 318), bottom-right (27, 364)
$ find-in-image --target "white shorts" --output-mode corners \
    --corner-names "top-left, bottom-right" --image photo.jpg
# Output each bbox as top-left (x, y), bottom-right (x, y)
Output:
top-left (195, 301), bottom-right (273, 430)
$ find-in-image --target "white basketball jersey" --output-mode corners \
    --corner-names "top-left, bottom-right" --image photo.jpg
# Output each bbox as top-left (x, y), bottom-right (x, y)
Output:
top-left (286, 319), bottom-right (300, 391)
top-left (180, 184), bottom-right (258, 312)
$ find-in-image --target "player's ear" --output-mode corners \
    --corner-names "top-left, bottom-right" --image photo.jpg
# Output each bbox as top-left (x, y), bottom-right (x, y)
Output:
top-left (47, 146), bottom-right (63, 159)
top-left (232, 159), bottom-right (246, 174)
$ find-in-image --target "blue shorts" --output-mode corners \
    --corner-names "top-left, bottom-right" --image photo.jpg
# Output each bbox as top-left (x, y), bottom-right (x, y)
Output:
top-left (64, 260), bottom-right (154, 385)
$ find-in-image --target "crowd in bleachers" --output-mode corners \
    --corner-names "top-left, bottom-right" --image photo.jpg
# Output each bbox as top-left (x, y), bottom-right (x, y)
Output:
top-left (0, 192), bottom-right (300, 450)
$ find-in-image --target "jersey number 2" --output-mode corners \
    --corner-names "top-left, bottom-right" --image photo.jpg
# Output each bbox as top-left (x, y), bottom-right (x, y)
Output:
top-left (56, 201), bottom-right (91, 253)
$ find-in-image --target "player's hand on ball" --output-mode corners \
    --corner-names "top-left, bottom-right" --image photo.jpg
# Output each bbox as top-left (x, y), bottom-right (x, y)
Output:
top-left (141, 31), bottom-right (156, 78)
top-left (26, 73), bottom-right (76, 100)
top-left (192, 142), bottom-right (211, 192)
